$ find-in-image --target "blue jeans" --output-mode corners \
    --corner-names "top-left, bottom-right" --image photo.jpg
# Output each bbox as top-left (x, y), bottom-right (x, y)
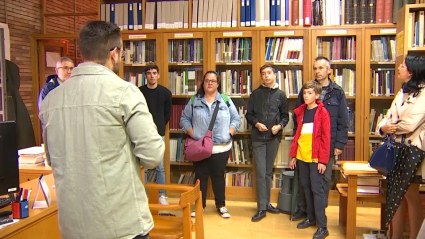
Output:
top-left (145, 137), bottom-right (165, 195)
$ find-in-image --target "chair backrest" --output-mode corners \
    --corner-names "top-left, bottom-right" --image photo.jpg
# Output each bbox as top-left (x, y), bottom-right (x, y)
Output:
top-left (179, 180), bottom-right (203, 239)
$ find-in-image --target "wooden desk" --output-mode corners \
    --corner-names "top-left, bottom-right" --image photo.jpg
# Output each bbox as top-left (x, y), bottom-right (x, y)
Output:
top-left (19, 165), bottom-right (52, 182)
top-left (0, 174), bottom-right (59, 239)
top-left (339, 162), bottom-right (385, 239)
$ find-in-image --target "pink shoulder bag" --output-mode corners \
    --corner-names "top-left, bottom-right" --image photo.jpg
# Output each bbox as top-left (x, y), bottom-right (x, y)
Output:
top-left (184, 101), bottom-right (220, 162)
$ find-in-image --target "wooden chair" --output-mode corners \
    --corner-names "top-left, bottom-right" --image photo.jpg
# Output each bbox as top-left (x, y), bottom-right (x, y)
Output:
top-left (145, 180), bottom-right (204, 239)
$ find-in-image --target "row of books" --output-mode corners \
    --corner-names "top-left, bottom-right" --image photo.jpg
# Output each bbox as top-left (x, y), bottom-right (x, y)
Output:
top-left (331, 68), bottom-right (356, 96)
top-left (192, 0), bottom-right (238, 28)
top-left (168, 70), bottom-right (203, 95)
top-left (219, 70), bottom-right (252, 95)
top-left (369, 108), bottom-right (388, 134)
top-left (407, 10), bottom-right (425, 48)
top-left (226, 171), bottom-right (253, 187)
top-left (100, 0), bottom-right (410, 30)
top-left (265, 38), bottom-right (303, 63)
top-left (215, 38), bottom-right (252, 63)
top-left (123, 40), bottom-right (156, 65)
top-left (169, 39), bottom-right (203, 64)
top-left (317, 36), bottom-right (357, 61)
top-left (370, 68), bottom-right (395, 96)
top-left (371, 36), bottom-right (396, 62)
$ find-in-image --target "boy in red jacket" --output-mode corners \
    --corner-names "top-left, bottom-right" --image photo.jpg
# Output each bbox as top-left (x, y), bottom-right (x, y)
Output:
top-left (289, 80), bottom-right (331, 239)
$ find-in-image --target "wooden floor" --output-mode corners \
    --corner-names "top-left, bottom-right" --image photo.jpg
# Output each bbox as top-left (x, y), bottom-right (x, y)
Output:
top-left (166, 198), bottom-right (382, 239)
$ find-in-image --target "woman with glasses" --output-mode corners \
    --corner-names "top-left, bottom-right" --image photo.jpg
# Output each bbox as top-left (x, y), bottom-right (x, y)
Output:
top-left (378, 53), bottom-right (425, 239)
top-left (180, 71), bottom-right (241, 219)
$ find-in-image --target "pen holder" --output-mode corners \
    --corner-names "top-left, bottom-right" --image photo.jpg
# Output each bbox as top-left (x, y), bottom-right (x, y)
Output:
top-left (12, 201), bottom-right (29, 219)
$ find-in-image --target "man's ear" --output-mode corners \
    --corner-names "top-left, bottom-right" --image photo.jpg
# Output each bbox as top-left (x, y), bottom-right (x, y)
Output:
top-left (55, 67), bottom-right (59, 75)
top-left (110, 49), bottom-right (118, 62)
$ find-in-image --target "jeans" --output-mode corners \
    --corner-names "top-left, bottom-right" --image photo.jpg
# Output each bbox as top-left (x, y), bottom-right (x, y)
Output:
top-left (252, 138), bottom-right (280, 211)
top-left (145, 137), bottom-right (166, 195)
top-left (193, 150), bottom-right (230, 208)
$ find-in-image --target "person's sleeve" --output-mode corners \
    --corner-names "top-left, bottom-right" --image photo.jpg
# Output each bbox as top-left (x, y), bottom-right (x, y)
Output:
top-left (120, 85), bottom-right (164, 169)
top-left (319, 109), bottom-right (331, 165)
top-left (396, 94), bottom-right (425, 135)
top-left (279, 93), bottom-right (289, 129)
top-left (164, 88), bottom-right (172, 126)
top-left (335, 92), bottom-right (349, 150)
top-left (180, 100), bottom-right (193, 133)
top-left (245, 93), bottom-right (258, 127)
top-left (293, 90), bottom-right (304, 134)
top-left (228, 98), bottom-right (241, 133)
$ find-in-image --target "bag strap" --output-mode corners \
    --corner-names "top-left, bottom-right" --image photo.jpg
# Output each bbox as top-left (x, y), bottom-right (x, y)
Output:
top-left (208, 101), bottom-right (220, 131)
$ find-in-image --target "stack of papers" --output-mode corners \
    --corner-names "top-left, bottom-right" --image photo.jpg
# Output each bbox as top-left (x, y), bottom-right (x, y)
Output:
top-left (342, 162), bottom-right (378, 172)
top-left (18, 146), bottom-right (45, 166)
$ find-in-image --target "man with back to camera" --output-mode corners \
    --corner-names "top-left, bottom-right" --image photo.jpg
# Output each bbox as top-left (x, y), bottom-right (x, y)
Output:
top-left (139, 65), bottom-right (172, 205)
top-left (38, 57), bottom-right (74, 109)
top-left (39, 21), bottom-right (164, 239)
top-left (291, 56), bottom-right (349, 223)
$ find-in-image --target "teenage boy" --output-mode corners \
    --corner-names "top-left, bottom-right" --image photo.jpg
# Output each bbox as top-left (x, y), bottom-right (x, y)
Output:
top-left (246, 64), bottom-right (289, 222)
top-left (289, 80), bottom-right (331, 239)
top-left (140, 65), bottom-right (172, 205)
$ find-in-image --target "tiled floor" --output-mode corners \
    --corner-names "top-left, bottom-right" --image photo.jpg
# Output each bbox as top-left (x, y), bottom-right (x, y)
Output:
top-left (167, 198), bottom-right (382, 239)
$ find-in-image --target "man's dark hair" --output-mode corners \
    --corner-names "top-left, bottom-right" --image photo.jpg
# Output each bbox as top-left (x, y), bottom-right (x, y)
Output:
top-left (402, 53), bottom-right (425, 96)
top-left (260, 64), bottom-right (276, 74)
top-left (314, 56), bottom-right (331, 68)
top-left (79, 21), bottom-right (121, 64)
top-left (144, 65), bottom-right (160, 74)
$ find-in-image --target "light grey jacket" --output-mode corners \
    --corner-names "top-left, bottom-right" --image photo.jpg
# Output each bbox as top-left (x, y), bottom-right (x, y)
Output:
top-left (39, 62), bottom-right (164, 239)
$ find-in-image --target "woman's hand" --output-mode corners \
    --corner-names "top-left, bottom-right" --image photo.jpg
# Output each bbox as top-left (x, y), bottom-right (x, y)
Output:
top-left (381, 122), bottom-right (397, 134)
top-left (229, 128), bottom-right (235, 136)
top-left (289, 158), bottom-right (297, 169)
top-left (187, 128), bottom-right (194, 138)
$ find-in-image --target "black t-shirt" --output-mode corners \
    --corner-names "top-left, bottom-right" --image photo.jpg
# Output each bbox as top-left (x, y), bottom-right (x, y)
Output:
top-left (139, 84), bottom-right (172, 136)
top-left (303, 106), bottom-right (317, 124)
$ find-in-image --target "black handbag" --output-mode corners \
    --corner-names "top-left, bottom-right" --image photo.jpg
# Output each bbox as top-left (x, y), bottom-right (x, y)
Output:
top-left (369, 135), bottom-right (396, 176)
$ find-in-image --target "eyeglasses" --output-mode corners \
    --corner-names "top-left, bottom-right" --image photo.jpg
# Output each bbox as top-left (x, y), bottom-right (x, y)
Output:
top-left (58, 66), bottom-right (74, 71)
top-left (110, 46), bottom-right (125, 59)
top-left (204, 80), bottom-right (217, 84)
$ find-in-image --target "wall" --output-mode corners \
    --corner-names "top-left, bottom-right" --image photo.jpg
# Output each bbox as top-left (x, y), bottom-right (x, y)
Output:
top-left (0, 0), bottom-right (42, 123)
top-left (0, 0), bottom-right (97, 133)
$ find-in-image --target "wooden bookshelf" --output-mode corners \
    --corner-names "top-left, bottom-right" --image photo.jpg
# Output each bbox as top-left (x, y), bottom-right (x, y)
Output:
top-left (363, 26), bottom-right (397, 161)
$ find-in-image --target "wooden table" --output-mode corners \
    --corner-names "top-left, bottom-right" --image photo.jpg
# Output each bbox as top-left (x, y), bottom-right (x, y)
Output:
top-left (19, 165), bottom-right (52, 182)
top-left (0, 174), bottom-right (59, 239)
top-left (338, 161), bottom-right (385, 239)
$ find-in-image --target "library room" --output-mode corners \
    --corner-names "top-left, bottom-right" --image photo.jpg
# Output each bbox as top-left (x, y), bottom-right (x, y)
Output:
top-left (2, 0), bottom-right (425, 239)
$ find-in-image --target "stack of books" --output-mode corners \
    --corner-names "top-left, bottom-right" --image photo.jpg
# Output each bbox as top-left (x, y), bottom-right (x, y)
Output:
top-left (17, 146), bottom-right (45, 166)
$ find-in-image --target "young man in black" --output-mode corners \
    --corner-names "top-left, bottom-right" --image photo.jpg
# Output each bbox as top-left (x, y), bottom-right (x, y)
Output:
top-left (140, 65), bottom-right (172, 205)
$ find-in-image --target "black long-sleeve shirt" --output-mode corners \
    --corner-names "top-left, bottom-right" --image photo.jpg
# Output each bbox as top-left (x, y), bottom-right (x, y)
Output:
top-left (140, 84), bottom-right (172, 136)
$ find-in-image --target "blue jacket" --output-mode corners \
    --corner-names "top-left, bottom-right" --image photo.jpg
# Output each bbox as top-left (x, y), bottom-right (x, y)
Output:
top-left (180, 93), bottom-right (241, 144)
top-left (38, 75), bottom-right (61, 110)
top-left (294, 79), bottom-right (348, 154)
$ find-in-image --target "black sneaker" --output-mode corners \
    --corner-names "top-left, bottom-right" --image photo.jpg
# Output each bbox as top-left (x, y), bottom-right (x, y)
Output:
top-left (297, 219), bottom-right (316, 229)
top-left (313, 228), bottom-right (329, 239)
top-left (291, 210), bottom-right (307, 221)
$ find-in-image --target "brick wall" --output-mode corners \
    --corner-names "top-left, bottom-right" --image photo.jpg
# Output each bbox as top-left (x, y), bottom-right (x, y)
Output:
top-left (0, 1), bottom-right (98, 139)
top-left (0, 0), bottom-right (42, 122)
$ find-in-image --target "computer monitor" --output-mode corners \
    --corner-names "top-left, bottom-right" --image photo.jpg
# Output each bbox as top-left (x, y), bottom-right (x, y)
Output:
top-left (0, 121), bottom-right (19, 196)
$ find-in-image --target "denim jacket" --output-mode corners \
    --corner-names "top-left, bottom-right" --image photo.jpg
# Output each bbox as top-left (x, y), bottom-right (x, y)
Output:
top-left (180, 93), bottom-right (241, 144)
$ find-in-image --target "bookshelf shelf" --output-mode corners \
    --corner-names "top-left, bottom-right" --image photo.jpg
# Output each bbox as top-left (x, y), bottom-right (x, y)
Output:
top-left (370, 61), bottom-right (396, 65)
top-left (330, 61), bottom-right (356, 65)
top-left (346, 96), bottom-right (356, 100)
top-left (226, 164), bottom-right (253, 168)
top-left (369, 135), bottom-right (383, 139)
top-left (170, 162), bottom-right (191, 166)
top-left (370, 96), bottom-right (395, 100)
top-left (348, 133), bottom-right (355, 137)
top-left (168, 62), bottom-right (204, 66)
top-left (409, 46), bottom-right (425, 51)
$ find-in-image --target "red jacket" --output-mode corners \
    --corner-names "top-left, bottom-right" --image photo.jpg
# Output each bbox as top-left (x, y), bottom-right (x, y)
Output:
top-left (290, 101), bottom-right (331, 164)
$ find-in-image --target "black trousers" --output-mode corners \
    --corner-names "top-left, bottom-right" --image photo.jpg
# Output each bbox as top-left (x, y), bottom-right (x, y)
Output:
top-left (297, 156), bottom-right (334, 212)
top-left (133, 234), bottom-right (149, 239)
top-left (298, 160), bottom-right (327, 228)
top-left (193, 150), bottom-right (230, 208)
